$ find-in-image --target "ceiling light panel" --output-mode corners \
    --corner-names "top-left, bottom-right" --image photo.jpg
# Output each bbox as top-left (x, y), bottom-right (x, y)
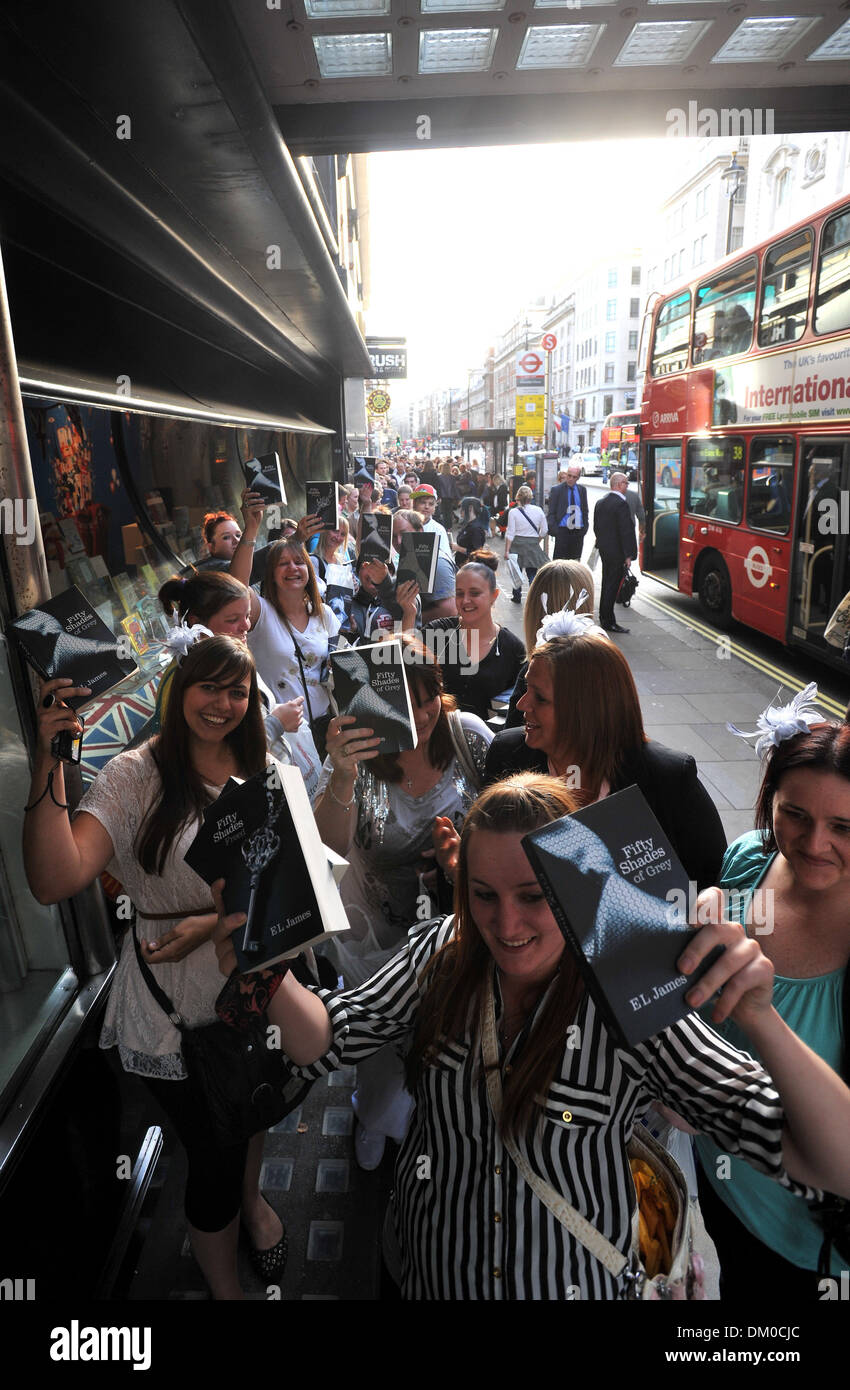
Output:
top-left (305, 0), bottom-right (390, 15)
top-left (419, 28), bottom-right (498, 71)
top-left (711, 16), bottom-right (817, 62)
top-left (517, 24), bottom-right (605, 68)
top-left (806, 17), bottom-right (850, 60)
top-left (421, 0), bottom-right (505, 11)
top-left (615, 20), bottom-right (711, 64)
top-left (533, 0), bottom-right (617, 7)
top-left (313, 33), bottom-right (393, 77)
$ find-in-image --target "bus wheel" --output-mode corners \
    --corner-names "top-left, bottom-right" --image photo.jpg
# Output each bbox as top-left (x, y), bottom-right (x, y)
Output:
top-left (697, 558), bottom-right (732, 628)
top-left (661, 466), bottom-right (672, 487)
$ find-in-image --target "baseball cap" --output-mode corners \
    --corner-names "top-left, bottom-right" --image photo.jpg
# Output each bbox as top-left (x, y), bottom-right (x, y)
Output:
top-left (411, 484), bottom-right (437, 500)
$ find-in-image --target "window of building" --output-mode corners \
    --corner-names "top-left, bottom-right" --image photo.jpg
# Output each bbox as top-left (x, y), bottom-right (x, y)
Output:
top-left (650, 290), bottom-right (691, 376)
top-left (814, 205), bottom-right (850, 335)
top-left (686, 437), bottom-right (745, 523)
top-left (630, 297), bottom-right (640, 317)
top-left (606, 299), bottom-right (617, 320)
top-left (628, 330), bottom-right (638, 350)
top-left (758, 228), bottom-right (813, 347)
top-left (605, 332), bottom-right (616, 352)
top-left (603, 394), bottom-right (614, 415)
top-left (608, 270), bottom-right (618, 288)
top-left (627, 362), bottom-right (636, 382)
top-left (729, 228), bottom-right (744, 253)
top-left (631, 266), bottom-right (641, 285)
top-left (692, 256), bottom-right (757, 363)
top-left (775, 168), bottom-right (792, 213)
top-left (605, 364), bottom-right (615, 383)
top-left (746, 438), bottom-right (794, 534)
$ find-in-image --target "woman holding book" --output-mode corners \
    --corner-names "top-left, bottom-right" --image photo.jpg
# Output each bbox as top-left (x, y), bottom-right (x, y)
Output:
top-left (424, 562), bottom-right (525, 723)
top-left (23, 636), bottom-right (288, 1300)
top-left (153, 570), bottom-right (321, 800)
top-left (312, 634), bottom-right (492, 1167)
top-left (215, 772), bottom-right (850, 1299)
top-left (230, 497), bottom-right (341, 760)
top-left (691, 698), bottom-right (850, 1297)
top-left (481, 630), bottom-right (726, 891)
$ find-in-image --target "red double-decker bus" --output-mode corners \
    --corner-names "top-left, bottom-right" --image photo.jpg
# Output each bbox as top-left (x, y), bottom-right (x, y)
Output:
top-left (601, 410), bottom-right (640, 452)
top-left (639, 194), bottom-right (850, 670)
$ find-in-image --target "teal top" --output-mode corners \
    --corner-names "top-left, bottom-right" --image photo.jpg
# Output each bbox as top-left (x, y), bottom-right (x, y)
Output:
top-left (695, 830), bottom-right (847, 1273)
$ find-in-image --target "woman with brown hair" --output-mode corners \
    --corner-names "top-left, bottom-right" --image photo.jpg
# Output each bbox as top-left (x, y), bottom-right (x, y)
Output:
top-left (197, 510), bottom-right (242, 569)
top-left (503, 559), bottom-right (597, 727)
top-left (484, 632), bottom-right (726, 890)
top-left (230, 499), bottom-right (341, 758)
top-left (24, 637), bottom-right (287, 1298)
top-left (215, 771), bottom-right (850, 1299)
top-left (312, 633), bottom-right (492, 1167)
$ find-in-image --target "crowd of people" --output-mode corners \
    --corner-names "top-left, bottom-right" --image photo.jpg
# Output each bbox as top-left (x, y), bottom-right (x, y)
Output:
top-left (21, 450), bottom-right (850, 1302)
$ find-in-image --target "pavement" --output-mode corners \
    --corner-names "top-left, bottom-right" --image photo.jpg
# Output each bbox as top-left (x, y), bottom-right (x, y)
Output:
top-left (126, 497), bottom-right (849, 1301)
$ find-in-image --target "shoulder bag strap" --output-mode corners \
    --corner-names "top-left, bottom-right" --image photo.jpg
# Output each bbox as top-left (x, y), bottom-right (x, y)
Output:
top-left (517, 506), bottom-right (544, 538)
top-left (479, 985), bottom-right (628, 1279)
top-left (282, 618), bottom-right (317, 729)
top-left (130, 914), bottom-right (185, 1027)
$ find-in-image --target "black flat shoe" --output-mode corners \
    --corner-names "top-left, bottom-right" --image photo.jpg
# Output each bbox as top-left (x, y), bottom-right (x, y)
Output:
top-left (609, 623), bottom-right (630, 634)
top-left (250, 1228), bottom-right (288, 1281)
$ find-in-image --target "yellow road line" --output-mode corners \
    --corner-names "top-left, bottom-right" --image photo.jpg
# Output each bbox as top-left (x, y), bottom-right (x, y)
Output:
top-left (637, 591), bottom-right (847, 720)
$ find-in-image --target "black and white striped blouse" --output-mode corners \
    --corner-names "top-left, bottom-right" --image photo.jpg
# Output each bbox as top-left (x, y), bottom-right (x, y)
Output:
top-left (299, 917), bottom-right (813, 1300)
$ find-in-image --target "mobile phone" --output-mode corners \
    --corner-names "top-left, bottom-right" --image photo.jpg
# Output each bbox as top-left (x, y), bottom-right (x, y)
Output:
top-left (51, 714), bottom-right (85, 764)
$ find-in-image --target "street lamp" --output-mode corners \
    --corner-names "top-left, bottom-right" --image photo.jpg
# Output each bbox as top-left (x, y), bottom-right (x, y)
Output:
top-left (721, 150), bottom-right (743, 256)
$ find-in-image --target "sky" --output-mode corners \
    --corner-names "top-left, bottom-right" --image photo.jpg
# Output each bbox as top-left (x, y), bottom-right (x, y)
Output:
top-left (364, 138), bottom-right (694, 410)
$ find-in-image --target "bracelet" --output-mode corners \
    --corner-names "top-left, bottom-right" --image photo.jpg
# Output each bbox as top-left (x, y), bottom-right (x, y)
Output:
top-left (239, 537), bottom-right (256, 548)
top-left (24, 761), bottom-right (69, 812)
top-left (327, 777), bottom-right (356, 809)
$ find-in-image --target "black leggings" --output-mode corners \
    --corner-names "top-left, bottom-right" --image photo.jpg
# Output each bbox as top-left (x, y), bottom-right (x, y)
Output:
top-left (142, 1075), bottom-right (249, 1233)
top-left (697, 1166), bottom-right (825, 1301)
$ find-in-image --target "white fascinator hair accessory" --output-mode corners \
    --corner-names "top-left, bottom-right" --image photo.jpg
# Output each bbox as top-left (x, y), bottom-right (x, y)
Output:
top-left (536, 589), bottom-right (608, 646)
top-left (158, 616), bottom-right (213, 665)
top-left (727, 681), bottom-right (823, 757)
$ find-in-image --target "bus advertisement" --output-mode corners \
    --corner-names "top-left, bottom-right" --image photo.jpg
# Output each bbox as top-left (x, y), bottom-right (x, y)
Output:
top-left (639, 195), bottom-right (850, 671)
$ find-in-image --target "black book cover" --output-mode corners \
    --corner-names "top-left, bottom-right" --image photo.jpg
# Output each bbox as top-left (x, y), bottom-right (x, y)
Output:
top-left (360, 512), bottom-right (393, 553)
top-left (10, 585), bottom-right (138, 709)
top-left (184, 764), bottom-right (348, 972)
top-left (522, 786), bottom-right (723, 1048)
top-left (243, 452), bottom-right (287, 505)
top-left (396, 531), bottom-right (439, 594)
top-left (329, 638), bottom-right (417, 756)
top-left (305, 481), bottom-right (340, 531)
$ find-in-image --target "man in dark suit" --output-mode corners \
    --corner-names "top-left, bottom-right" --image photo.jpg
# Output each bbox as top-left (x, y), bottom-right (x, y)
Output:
top-left (547, 462), bottom-right (589, 561)
top-left (593, 473), bottom-right (637, 634)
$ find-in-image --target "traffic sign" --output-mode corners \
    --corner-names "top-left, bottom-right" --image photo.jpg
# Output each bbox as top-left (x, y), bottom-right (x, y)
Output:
top-left (541, 334), bottom-right (558, 352)
top-left (518, 350), bottom-right (544, 375)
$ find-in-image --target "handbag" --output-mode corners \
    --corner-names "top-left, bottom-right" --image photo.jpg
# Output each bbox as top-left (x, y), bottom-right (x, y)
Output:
top-left (617, 567), bottom-right (639, 607)
top-left (131, 913), bottom-right (311, 1148)
top-left (479, 988), bottom-right (704, 1300)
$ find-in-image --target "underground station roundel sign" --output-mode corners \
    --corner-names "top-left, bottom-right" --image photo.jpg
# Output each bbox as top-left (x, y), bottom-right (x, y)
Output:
top-left (367, 389), bottom-right (391, 416)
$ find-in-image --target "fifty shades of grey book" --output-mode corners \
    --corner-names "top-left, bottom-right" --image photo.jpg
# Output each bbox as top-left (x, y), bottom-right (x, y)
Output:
top-left (305, 481), bottom-right (340, 531)
top-left (395, 531), bottom-right (439, 595)
top-left (329, 638), bottom-right (417, 756)
top-left (243, 452), bottom-right (287, 505)
top-left (184, 763), bottom-right (349, 973)
top-left (522, 786), bottom-right (723, 1048)
top-left (10, 585), bottom-right (138, 710)
top-left (359, 511), bottom-right (393, 554)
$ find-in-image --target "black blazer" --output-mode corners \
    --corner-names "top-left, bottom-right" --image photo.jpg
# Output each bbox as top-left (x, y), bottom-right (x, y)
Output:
top-left (483, 729), bottom-right (726, 892)
top-left (593, 492), bottom-right (637, 563)
top-left (547, 481), bottom-right (589, 538)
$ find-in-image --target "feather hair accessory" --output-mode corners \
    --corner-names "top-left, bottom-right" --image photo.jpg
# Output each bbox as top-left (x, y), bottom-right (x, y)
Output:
top-left (536, 589), bottom-right (608, 645)
top-left (157, 617), bottom-right (213, 664)
top-left (726, 681), bottom-right (823, 757)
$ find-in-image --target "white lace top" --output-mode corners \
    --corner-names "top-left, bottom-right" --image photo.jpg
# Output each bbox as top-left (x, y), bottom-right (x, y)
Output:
top-left (80, 745), bottom-right (231, 1080)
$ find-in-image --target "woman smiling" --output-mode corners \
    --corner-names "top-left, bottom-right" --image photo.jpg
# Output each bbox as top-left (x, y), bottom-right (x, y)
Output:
top-left (424, 562), bottom-right (525, 721)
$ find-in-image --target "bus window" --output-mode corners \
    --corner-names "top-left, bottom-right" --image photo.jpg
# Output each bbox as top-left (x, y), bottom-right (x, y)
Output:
top-left (650, 291), bottom-right (690, 376)
top-left (746, 438), bottom-right (794, 534)
top-left (758, 230), bottom-right (813, 347)
top-left (692, 258), bottom-right (757, 364)
top-left (814, 207), bottom-right (850, 335)
top-left (686, 438), bottom-right (745, 522)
